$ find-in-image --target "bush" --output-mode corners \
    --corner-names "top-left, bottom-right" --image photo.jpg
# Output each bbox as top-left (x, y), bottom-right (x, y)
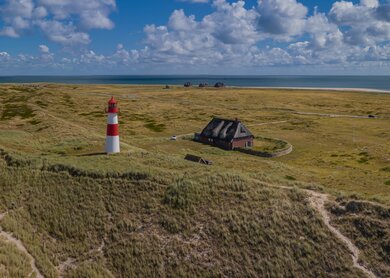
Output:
top-left (163, 179), bottom-right (198, 209)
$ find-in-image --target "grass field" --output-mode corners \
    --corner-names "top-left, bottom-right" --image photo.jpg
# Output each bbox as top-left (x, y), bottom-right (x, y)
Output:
top-left (0, 84), bottom-right (389, 277)
top-left (0, 84), bottom-right (389, 202)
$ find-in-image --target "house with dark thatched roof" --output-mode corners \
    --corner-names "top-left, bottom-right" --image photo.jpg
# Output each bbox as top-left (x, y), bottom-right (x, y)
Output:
top-left (195, 117), bottom-right (254, 150)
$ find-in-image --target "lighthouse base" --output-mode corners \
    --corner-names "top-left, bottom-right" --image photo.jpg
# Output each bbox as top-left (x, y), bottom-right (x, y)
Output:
top-left (106, 136), bottom-right (120, 154)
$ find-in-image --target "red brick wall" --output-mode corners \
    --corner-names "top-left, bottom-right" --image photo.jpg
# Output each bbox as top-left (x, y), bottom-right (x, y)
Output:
top-left (199, 135), bottom-right (253, 150)
top-left (232, 137), bottom-right (254, 149)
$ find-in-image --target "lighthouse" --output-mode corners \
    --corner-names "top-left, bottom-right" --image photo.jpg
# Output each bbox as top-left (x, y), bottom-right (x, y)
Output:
top-left (106, 96), bottom-right (120, 154)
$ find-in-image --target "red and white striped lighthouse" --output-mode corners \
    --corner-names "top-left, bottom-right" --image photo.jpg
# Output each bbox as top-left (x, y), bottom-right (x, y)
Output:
top-left (105, 96), bottom-right (120, 154)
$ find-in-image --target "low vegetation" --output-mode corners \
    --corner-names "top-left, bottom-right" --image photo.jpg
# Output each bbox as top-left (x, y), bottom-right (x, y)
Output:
top-left (0, 236), bottom-right (33, 278)
top-left (0, 84), bottom-right (388, 276)
top-left (328, 199), bottom-right (390, 276)
top-left (0, 154), bottom-right (365, 277)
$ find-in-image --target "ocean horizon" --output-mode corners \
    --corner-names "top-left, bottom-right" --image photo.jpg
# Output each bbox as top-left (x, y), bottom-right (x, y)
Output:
top-left (0, 75), bottom-right (389, 91)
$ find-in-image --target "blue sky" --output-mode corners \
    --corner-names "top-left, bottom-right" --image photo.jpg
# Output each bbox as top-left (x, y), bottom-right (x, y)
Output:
top-left (0, 0), bottom-right (389, 75)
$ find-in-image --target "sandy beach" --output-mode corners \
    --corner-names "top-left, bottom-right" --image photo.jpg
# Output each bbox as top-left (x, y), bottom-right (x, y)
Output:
top-left (231, 86), bottom-right (390, 94)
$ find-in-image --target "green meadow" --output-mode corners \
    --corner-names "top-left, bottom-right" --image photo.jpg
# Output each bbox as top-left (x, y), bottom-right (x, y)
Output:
top-left (0, 84), bottom-right (389, 277)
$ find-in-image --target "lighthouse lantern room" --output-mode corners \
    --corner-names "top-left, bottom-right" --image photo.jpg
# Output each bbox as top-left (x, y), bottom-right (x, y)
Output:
top-left (106, 96), bottom-right (120, 154)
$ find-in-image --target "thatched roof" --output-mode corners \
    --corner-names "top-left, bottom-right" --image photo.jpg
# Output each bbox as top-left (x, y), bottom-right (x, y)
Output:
top-left (200, 118), bottom-right (253, 142)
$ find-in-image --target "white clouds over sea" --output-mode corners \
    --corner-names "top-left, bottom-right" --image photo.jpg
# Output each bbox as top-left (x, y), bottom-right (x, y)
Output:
top-left (1, 0), bottom-right (390, 74)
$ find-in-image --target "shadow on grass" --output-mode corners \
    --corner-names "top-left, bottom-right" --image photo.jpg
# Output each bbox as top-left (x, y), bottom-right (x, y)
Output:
top-left (77, 152), bottom-right (107, 157)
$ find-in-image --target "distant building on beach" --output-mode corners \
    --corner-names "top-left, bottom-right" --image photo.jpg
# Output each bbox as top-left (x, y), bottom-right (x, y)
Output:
top-left (214, 82), bottom-right (225, 88)
top-left (195, 117), bottom-right (254, 150)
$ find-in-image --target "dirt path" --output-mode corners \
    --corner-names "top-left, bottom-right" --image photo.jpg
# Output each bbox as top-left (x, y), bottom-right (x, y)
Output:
top-left (57, 258), bottom-right (76, 277)
top-left (56, 224), bottom-right (114, 277)
top-left (306, 190), bottom-right (376, 278)
top-left (247, 120), bottom-right (289, 127)
top-left (295, 111), bottom-right (377, 119)
top-left (0, 212), bottom-right (44, 278)
top-left (253, 180), bottom-right (377, 278)
top-left (0, 189), bottom-right (377, 278)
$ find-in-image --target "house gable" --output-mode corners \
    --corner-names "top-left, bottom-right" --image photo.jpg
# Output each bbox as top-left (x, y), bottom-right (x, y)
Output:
top-left (234, 122), bottom-right (253, 139)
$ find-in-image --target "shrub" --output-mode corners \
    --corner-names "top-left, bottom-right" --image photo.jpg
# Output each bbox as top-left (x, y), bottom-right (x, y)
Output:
top-left (285, 175), bottom-right (296, 181)
top-left (163, 179), bottom-right (198, 210)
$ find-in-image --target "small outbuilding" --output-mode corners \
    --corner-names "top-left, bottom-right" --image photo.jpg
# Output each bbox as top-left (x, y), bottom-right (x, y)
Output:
top-left (195, 117), bottom-right (254, 150)
top-left (185, 154), bottom-right (213, 165)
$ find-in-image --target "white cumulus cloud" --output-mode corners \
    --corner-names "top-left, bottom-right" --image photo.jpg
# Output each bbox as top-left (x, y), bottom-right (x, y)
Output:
top-left (39, 44), bottom-right (49, 53)
top-left (1, 0), bottom-right (390, 74)
top-left (0, 0), bottom-right (116, 46)
top-left (329, 0), bottom-right (390, 45)
top-left (257, 0), bottom-right (308, 39)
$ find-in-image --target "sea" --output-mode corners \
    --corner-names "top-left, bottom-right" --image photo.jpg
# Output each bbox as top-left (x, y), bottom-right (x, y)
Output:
top-left (0, 75), bottom-right (389, 91)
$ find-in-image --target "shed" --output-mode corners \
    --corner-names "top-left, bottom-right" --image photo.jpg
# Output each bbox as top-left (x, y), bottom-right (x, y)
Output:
top-left (185, 154), bottom-right (213, 165)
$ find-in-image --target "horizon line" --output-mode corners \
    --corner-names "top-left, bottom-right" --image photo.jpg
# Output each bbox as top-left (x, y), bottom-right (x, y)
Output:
top-left (1, 74), bottom-right (390, 77)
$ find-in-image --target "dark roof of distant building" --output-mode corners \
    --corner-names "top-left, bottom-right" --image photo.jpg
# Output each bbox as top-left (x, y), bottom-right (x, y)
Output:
top-left (200, 117), bottom-right (253, 142)
top-left (214, 82), bottom-right (225, 87)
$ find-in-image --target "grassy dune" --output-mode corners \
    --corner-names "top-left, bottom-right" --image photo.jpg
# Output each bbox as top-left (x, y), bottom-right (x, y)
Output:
top-left (0, 84), bottom-right (389, 276)
top-left (0, 156), bottom-right (365, 277)
top-left (0, 235), bottom-right (33, 277)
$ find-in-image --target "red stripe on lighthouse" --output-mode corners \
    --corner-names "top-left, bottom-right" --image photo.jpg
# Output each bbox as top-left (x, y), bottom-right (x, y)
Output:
top-left (107, 124), bottom-right (119, 136)
top-left (108, 107), bottom-right (119, 113)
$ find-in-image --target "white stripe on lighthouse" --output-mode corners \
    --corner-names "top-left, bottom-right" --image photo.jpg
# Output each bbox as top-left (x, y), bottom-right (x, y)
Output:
top-left (107, 113), bottom-right (118, 124)
top-left (106, 136), bottom-right (120, 154)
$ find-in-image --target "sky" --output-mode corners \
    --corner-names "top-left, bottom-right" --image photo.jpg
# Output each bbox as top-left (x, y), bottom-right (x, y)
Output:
top-left (0, 0), bottom-right (390, 75)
